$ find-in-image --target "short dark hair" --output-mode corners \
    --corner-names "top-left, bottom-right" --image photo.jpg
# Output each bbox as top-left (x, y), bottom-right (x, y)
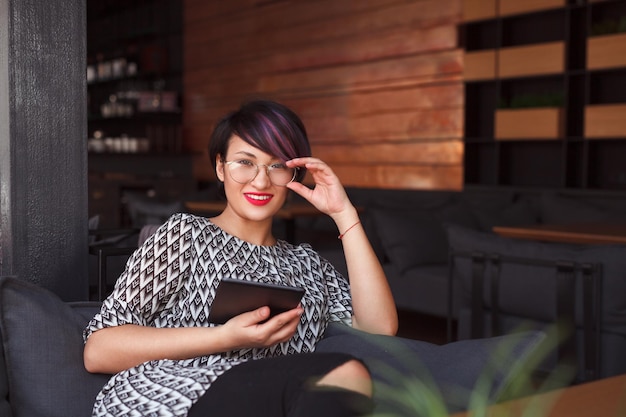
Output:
top-left (208, 100), bottom-right (311, 182)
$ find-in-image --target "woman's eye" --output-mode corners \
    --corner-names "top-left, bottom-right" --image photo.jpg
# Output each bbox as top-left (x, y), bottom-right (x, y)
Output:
top-left (270, 163), bottom-right (287, 170)
top-left (237, 159), bottom-right (255, 167)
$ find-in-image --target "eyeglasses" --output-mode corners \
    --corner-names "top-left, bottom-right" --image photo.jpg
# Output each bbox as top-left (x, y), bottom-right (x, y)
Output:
top-left (222, 159), bottom-right (298, 186)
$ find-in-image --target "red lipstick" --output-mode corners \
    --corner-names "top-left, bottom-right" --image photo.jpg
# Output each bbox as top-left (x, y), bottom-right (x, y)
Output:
top-left (244, 193), bottom-right (273, 206)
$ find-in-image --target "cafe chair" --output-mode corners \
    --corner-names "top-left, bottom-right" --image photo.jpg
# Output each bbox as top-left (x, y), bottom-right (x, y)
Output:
top-left (449, 250), bottom-right (601, 383)
top-left (445, 224), bottom-right (626, 383)
top-left (88, 224), bottom-right (161, 301)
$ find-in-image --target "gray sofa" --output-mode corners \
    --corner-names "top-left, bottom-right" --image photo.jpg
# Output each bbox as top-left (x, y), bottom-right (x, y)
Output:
top-left (301, 187), bottom-right (626, 321)
top-left (0, 276), bottom-right (546, 417)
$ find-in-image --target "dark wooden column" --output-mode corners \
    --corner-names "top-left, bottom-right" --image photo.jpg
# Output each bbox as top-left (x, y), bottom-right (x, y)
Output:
top-left (0, 0), bottom-right (88, 301)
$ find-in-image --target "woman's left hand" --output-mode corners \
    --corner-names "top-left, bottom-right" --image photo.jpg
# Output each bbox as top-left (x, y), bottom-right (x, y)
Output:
top-left (287, 157), bottom-right (398, 336)
top-left (285, 157), bottom-right (352, 218)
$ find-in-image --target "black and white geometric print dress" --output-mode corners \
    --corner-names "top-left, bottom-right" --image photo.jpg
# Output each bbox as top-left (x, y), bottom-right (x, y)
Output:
top-left (84, 213), bottom-right (353, 417)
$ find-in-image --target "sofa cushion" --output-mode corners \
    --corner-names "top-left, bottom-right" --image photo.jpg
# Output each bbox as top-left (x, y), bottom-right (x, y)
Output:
top-left (371, 204), bottom-right (478, 273)
top-left (471, 197), bottom-right (538, 232)
top-left (462, 189), bottom-right (517, 212)
top-left (540, 192), bottom-right (626, 224)
top-left (372, 208), bottom-right (449, 272)
top-left (385, 263), bottom-right (459, 318)
top-left (317, 323), bottom-right (545, 414)
top-left (446, 225), bottom-right (626, 335)
top-left (350, 189), bottom-right (456, 263)
top-left (0, 277), bottom-right (110, 417)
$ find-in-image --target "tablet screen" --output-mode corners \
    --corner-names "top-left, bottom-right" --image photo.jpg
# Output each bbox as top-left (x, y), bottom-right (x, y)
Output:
top-left (208, 278), bottom-right (305, 324)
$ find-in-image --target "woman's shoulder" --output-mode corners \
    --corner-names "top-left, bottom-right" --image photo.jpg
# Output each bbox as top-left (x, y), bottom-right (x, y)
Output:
top-left (148, 213), bottom-right (216, 241)
top-left (164, 212), bottom-right (212, 228)
top-left (279, 240), bottom-right (322, 259)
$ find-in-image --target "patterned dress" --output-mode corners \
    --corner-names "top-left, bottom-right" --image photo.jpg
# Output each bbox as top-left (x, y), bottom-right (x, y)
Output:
top-left (84, 213), bottom-right (353, 417)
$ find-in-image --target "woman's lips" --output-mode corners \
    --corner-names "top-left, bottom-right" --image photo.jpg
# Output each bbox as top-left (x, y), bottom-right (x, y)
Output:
top-left (244, 193), bottom-right (273, 206)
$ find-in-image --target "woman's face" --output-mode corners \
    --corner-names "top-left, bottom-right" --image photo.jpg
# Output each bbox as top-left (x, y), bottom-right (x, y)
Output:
top-left (216, 135), bottom-right (290, 223)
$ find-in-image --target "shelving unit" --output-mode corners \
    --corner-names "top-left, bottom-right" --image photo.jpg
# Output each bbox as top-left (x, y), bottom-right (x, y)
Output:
top-left (461, 0), bottom-right (626, 190)
top-left (87, 0), bottom-right (183, 154)
top-left (87, 0), bottom-right (196, 228)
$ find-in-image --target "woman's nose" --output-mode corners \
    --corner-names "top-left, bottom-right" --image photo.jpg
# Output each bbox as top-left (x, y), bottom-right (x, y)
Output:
top-left (251, 165), bottom-right (272, 187)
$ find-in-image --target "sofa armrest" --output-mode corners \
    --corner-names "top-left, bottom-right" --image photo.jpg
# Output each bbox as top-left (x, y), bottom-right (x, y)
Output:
top-left (0, 322), bottom-right (11, 417)
top-left (0, 277), bottom-right (110, 417)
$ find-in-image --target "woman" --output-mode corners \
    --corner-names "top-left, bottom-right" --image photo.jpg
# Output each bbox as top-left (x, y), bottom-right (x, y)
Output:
top-left (83, 99), bottom-right (398, 417)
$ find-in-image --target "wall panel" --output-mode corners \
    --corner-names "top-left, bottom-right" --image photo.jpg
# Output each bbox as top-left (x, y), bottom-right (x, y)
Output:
top-left (184, 0), bottom-right (463, 190)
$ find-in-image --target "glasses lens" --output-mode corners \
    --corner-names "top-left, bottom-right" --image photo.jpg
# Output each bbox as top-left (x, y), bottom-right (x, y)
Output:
top-left (226, 161), bottom-right (296, 186)
top-left (228, 161), bottom-right (257, 184)
top-left (268, 166), bottom-right (296, 186)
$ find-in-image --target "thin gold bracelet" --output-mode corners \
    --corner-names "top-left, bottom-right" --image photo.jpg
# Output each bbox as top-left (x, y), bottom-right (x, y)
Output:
top-left (338, 220), bottom-right (361, 240)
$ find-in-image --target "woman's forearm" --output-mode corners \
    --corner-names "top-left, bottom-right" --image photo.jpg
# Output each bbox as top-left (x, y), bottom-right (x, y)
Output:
top-left (335, 211), bottom-right (398, 336)
top-left (84, 324), bottom-right (229, 374)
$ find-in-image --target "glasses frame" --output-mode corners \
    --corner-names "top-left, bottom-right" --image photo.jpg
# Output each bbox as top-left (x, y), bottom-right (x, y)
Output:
top-left (222, 159), bottom-right (298, 187)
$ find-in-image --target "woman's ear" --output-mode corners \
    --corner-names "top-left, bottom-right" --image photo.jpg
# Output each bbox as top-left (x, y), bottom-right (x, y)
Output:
top-left (215, 155), bottom-right (225, 182)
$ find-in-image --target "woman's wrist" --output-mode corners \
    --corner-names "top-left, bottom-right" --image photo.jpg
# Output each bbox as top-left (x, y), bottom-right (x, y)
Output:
top-left (338, 220), bottom-right (361, 239)
top-left (331, 207), bottom-right (360, 234)
top-left (214, 325), bottom-right (243, 352)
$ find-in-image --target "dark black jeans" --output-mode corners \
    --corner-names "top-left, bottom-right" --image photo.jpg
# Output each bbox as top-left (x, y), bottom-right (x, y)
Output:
top-left (187, 352), bottom-right (373, 417)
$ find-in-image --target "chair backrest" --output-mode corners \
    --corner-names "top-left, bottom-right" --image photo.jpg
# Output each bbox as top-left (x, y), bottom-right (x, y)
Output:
top-left (90, 224), bottom-right (162, 302)
top-left (124, 191), bottom-right (184, 227)
top-left (138, 224), bottom-right (161, 246)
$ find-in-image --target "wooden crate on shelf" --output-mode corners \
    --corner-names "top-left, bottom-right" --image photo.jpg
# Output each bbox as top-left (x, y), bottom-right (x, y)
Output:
top-left (464, 50), bottom-right (496, 81)
top-left (585, 104), bottom-right (626, 139)
top-left (587, 33), bottom-right (626, 70)
top-left (498, 0), bottom-right (565, 17)
top-left (495, 107), bottom-right (564, 140)
top-left (498, 41), bottom-right (565, 78)
top-left (463, 0), bottom-right (496, 21)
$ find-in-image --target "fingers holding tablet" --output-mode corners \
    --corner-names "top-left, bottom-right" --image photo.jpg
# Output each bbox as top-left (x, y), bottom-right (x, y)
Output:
top-left (208, 278), bottom-right (305, 325)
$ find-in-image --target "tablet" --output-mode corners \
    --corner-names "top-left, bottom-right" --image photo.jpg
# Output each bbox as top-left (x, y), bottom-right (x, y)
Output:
top-left (208, 278), bottom-right (305, 324)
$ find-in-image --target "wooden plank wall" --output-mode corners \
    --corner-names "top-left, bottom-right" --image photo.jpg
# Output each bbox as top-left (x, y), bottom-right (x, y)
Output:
top-left (183, 0), bottom-right (463, 190)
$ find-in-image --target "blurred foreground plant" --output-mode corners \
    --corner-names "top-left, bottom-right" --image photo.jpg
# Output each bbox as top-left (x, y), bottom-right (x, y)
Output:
top-left (367, 324), bottom-right (576, 417)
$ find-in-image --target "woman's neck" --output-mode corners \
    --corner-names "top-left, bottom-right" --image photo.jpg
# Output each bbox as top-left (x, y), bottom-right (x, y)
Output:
top-left (210, 211), bottom-right (276, 246)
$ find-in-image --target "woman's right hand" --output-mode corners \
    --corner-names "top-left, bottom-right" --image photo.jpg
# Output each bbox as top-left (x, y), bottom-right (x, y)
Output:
top-left (221, 306), bottom-right (303, 350)
top-left (84, 306), bottom-right (303, 374)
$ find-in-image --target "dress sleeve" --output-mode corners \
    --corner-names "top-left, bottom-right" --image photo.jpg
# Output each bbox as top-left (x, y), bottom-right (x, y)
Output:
top-left (320, 255), bottom-right (353, 326)
top-left (84, 213), bottom-right (196, 340)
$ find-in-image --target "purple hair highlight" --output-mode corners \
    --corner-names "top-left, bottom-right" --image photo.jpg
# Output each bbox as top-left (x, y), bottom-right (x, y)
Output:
top-left (208, 100), bottom-right (311, 182)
